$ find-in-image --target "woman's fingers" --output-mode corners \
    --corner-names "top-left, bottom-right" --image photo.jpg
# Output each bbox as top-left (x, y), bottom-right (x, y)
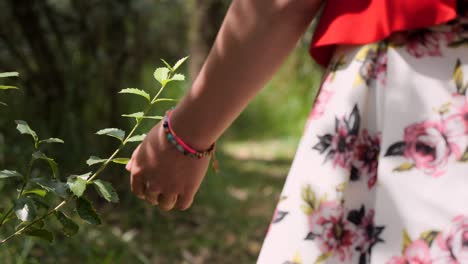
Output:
top-left (145, 191), bottom-right (160, 206)
top-left (130, 173), bottom-right (146, 200)
top-left (158, 193), bottom-right (178, 211)
top-left (176, 194), bottom-right (194, 211)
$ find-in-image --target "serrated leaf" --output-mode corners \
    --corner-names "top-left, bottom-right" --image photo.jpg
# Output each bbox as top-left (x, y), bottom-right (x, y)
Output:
top-left (0, 170), bottom-right (22, 179)
top-left (32, 151), bottom-right (59, 178)
top-left (119, 88), bottom-right (150, 102)
top-left (39, 138), bottom-right (64, 145)
top-left (86, 156), bottom-right (107, 166)
top-left (112, 158), bottom-right (130, 165)
top-left (55, 211), bottom-right (79, 237)
top-left (93, 180), bottom-right (119, 203)
top-left (127, 134), bottom-right (146, 143)
top-left (172, 57), bottom-right (188, 72)
top-left (171, 74), bottom-right (185, 81)
top-left (15, 120), bottom-right (38, 144)
top-left (0, 72), bottom-right (19, 78)
top-left (76, 197), bottom-right (101, 225)
top-left (31, 178), bottom-right (69, 198)
top-left (154, 67), bottom-right (170, 85)
top-left (25, 227), bottom-right (53, 242)
top-left (0, 85), bottom-right (18, 90)
top-left (23, 189), bottom-right (47, 197)
top-left (67, 176), bottom-right (87, 197)
top-left (96, 128), bottom-right (125, 142)
top-left (13, 197), bottom-right (37, 222)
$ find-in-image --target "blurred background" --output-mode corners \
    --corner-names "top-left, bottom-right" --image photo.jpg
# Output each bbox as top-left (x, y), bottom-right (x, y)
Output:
top-left (0, 0), bottom-right (323, 263)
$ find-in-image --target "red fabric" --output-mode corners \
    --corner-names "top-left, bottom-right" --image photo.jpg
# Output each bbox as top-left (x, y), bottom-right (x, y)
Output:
top-left (310, 0), bottom-right (458, 67)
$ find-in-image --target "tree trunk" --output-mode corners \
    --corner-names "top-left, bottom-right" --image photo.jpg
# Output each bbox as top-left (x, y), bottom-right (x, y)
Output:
top-left (189, 0), bottom-right (227, 79)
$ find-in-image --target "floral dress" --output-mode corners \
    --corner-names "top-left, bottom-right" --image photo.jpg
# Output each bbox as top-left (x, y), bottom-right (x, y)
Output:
top-left (257, 7), bottom-right (468, 264)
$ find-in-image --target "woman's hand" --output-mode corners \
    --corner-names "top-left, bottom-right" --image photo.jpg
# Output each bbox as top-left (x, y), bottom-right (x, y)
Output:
top-left (126, 122), bottom-right (211, 211)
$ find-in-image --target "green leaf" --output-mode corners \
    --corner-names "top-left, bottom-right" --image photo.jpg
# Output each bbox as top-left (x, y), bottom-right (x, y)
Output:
top-left (122, 113), bottom-right (162, 120)
top-left (39, 138), bottom-right (64, 145)
top-left (73, 172), bottom-right (92, 181)
top-left (119, 88), bottom-right (151, 102)
top-left (122, 112), bottom-right (144, 119)
top-left (0, 101), bottom-right (6, 106)
top-left (153, 98), bottom-right (177, 103)
top-left (23, 189), bottom-right (47, 197)
top-left (93, 180), bottom-right (119, 203)
top-left (15, 120), bottom-right (38, 144)
top-left (32, 151), bottom-right (59, 178)
top-left (86, 156), bottom-right (107, 166)
top-left (96, 128), bottom-right (125, 142)
top-left (141, 116), bottom-right (163, 120)
top-left (172, 56), bottom-right (188, 72)
top-left (127, 134), bottom-right (146, 143)
top-left (67, 176), bottom-right (87, 197)
top-left (112, 158), bottom-right (130, 165)
top-left (154, 67), bottom-right (170, 85)
top-left (0, 72), bottom-right (19, 78)
top-left (31, 178), bottom-right (69, 198)
top-left (0, 170), bottom-right (22, 179)
top-left (25, 227), bottom-right (54, 242)
top-left (76, 197), bottom-right (101, 225)
top-left (160, 59), bottom-right (173, 71)
top-left (171, 74), bottom-right (185, 81)
top-left (0, 85), bottom-right (18, 90)
top-left (55, 211), bottom-right (79, 237)
top-left (13, 197), bottom-right (37, 222)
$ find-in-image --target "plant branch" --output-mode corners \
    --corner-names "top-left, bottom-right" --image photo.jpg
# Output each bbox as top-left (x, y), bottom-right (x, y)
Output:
top-left (0, 71), bottom-right (174, 244)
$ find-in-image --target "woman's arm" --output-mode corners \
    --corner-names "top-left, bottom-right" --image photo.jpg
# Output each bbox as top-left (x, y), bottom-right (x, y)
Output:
top-left (129, 0), bottom-right (323, 211)
top-left (172, 0), bottom-right (322, 149)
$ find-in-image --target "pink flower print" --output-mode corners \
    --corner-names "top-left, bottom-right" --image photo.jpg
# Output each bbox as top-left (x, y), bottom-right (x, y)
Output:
top-left (353, 131), bottom-right (381, 189)
top-left (308, 201), bottom-right (361, 262)
top-left (387, 240), bottom-right (432, 264)
top-left (432, 215), bottom-right (468, 264)
top-left (403, 121), bottom-right (453, 177)
top-left (313, 105), bottom-right (361, 170)
top-left (330, 120), bottom-right (358, 168)
top-left (309, 87), bottom-right (334, 120)
top-left (405, 30), bottom-right (443, 58)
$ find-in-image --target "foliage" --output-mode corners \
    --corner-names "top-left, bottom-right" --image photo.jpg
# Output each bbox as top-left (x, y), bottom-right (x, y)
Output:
top-left (0, 58), bottom-right (187, 244)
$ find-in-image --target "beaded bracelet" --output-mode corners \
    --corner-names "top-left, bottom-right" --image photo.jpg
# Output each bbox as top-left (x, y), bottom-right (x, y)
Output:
top-left (162, 110), bottom-right (216, 160)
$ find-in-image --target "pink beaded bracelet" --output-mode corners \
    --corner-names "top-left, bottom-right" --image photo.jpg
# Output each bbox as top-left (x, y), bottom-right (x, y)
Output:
top-left (163, 110), bottom-right (216, 161)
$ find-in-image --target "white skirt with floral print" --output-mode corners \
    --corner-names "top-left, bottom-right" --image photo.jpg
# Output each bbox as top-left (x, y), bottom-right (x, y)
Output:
top-left (257, 15), bottom-right (468, 264)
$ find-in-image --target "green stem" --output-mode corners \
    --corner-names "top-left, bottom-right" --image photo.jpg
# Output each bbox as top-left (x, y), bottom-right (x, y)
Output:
top-left (0, 75), bottom-right (172, 244)
top-left (0, 158), bottom-right (34, 229)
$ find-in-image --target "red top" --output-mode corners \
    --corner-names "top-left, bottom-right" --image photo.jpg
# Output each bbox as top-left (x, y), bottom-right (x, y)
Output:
top-left (310, 0), bottom-right (458, 66)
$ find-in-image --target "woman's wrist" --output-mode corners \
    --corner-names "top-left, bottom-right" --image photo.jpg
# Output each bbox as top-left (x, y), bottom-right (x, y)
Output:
top-left (169, 102), bottom-right (221, 151)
